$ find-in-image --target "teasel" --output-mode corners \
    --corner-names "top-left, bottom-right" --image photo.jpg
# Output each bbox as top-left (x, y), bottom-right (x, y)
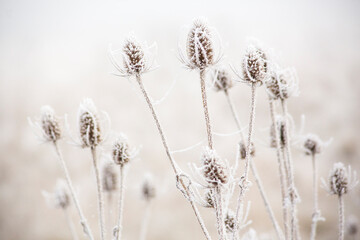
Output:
top-left (270, 116), bottom-right (286, 149)
top-left (78, 98), bottom-right (105, 240)
top-left (211, 67), bottom-right (234, 92)
top-left (30, 106), bottom-right (94, 240)
top-left (266, 66), bottom-right (299, 101)
top-left (224, 210), bottom-right (236, 233)
top-left (112, 135), bottom-right (134, 240)
top-left (102, 161), bottom-right (117, 194)
top-left (139, 175), bottom-right (156, 240)
top-left (323, 162), bottom-right (358, 240)
top-left (109, 34), bottom-right (212, 240)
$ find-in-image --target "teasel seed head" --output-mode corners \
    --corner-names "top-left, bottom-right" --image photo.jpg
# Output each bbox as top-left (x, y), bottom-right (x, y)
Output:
top-left (186, 18), bottom-right (214, 70)
top-left (112, 138), bottom-right (131, 167)
top-left (202, 147), bottom-right (228, 186)
top-left (54, 179), bottom-right (70, 209)
top-left (329, 162), bottom-right (349, 196)
top-left (239, 141), bottom-right (255, 160)
top-left (204, 189), bottom-right (215, 208)
top-left (304, 134), bottom-right (322, 155)
top-left (212, 67), bottom-right (234, 92)
top-left (270, 116), bottom-right (286, 148)
top-left (141, 175), bottom-right (156, 201)
top-left (242, 44), bottom-right (268, 85)
top-left (347, 215), bottom-right (359, 236)
top-left (266, 66), bottom-right (298, 100)
top-left (78, 98), bottom-right (102, 148)
top-left (40, 105), bottom-right (61, 142)
top-left (102, 162), bottom-right (117, 192)
top-left (122, 36), bottom-right (147, 76)
top-left (224, 210), bottom-right (236, 233)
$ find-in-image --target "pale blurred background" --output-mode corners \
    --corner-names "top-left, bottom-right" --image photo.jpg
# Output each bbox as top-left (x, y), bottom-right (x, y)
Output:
top-left (0, 0), bottom-right (359, 239)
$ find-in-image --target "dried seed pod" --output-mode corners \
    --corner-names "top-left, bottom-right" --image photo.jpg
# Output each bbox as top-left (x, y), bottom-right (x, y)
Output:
top-left (242, 44), bottom-right (267, 85)
top-left (224, 210), bottom-right (236, 233)
top-left (122, 36), bottom-right (146, 76)
top-left (266, 67), bottom-right (298, 100)
top-left (112, 138), bottom-right (131, 166)
top-left (212, 67), bottom-right (233, 92)
top-left (270, 116), bottom-right (286, 148)
top-left (102, 162), bottom-right (117, 192)
top-left (78, 98), bottom-right (102, 148)
top-left (187, 18), bottom-right (214, 70)
top-left (202, 147), bottom-right (228, 186)
top-left (204, 189), bottom-right (215, 208)
top-left (142, 175), bottom-right (156, 201)
top-left (329, 162), bottom-right (348, 196)
top-left (40, 105), bottom-right (61, 142)
top-left (239, 141), bottom-right (255, 160)
top-left (54, 179), bottom-right (70, 209)
top-left (304, 134), bottom-right (322, 155)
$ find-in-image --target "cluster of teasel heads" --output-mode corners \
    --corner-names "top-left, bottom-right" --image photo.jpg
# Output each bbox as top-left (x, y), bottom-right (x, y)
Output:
top-left (30, 17), bottom-right (359, 240)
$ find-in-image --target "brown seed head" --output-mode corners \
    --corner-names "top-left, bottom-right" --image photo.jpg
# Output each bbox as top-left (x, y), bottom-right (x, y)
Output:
top-left (347, 215), bottom-right (359, 236)
top-left (202, 147), bottom-right (228, 186)
top-left (224, 210), bottom-right (236, 233)
top-left (142, 176), bottom-right (156, 201)
top-left (112, 138), bottom-right (130, 166)
top-left (213, 68), bottom-right (233, 92)
top-left (239, 141), bottom-right (255, 160)
top-left (187, 18), bottom-right (214, 70)
top-left (267, 67), bottom-right (298, 100)
top-left (78, 99), bottom-right (102, 148)
top-left (123, 36), bottom-right (146, 76)
top-left (304, 134), bottom-right (322, 155)
top-left (41, 106), bottom-right (61, 142)
top-left (329, 162), bottom-right (348, 196)
top-left (102, 162), bottom-right (117, 192)
top-left (242, 45), bottom-right (267, 84)
top-left (270, 116), bottom-right (286, 148)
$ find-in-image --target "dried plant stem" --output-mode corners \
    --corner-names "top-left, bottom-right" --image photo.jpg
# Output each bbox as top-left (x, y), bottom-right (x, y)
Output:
top-left (114, 166), bottom-right (125, 240)
top-left (268, 99), bottom-right (290, 239)
top-left (135, 74), bottom-right (212, 240)
top-left (338, 195), bottom-right (344, 240)
top-left (64, 208), bottom-right (79, 240)
top-left (90, 146), bottom-right (105, 240)
top-left (226, 91), bottom-right (284, 240)
top-left (310, 153), bottom-right (319, 240)
top-left (232, 83), bottom-right (257, 240)
top-left (53, 142), bottom-right (94, 240)
top-left (215, 186), bottom-right (226, 240)
top-left (200, 69), bottom-right (214, 149)
top-left (139, 202), bottom-right (151, 240)
top-left (280, 99), bottom-right (301, 240)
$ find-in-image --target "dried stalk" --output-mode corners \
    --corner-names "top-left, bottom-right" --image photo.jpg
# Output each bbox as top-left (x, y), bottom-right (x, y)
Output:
top-left (135, 74), bottom-right (212, 240)
top-left (114, 166), bottom-right (125, 240)
top-left (139, 201), bottom-right (151, 240)
top-left (338, 195), bottom-right (344, 240)
top-left (64, 208), bottom-right (79, 240)
top-left (200, 69), bottom-right (214, 149)
top-left (310, 153), bottom-right (319, 240)
top-left (91, 146), bottom-right (105, 240)
top-left (53, 142), bottom-right (94, 240)
top-left (215, 186), bottom-right (226, 240)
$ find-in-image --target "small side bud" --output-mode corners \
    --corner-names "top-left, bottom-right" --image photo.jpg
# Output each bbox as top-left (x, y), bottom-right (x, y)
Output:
top-left (41, 105), bottom-right (61, 142)
top-left (202, 147), bottom-right (228, 186)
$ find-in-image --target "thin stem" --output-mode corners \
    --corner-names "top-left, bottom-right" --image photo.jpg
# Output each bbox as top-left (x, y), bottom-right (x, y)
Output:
top-left (310, 153), bottom-right (319, 240)
top-left (226, 91), bottom-right (284, 240)
top-left (232, 83), bottom-right (257, 240)
top-left (280, 99), bottom-right (301, 240)
top-left (200, 69), bottom-right (214, 149)
top-left (215, 186), bottom-right (226, 240)
top-left (338, 195), bottom-right (344, 240)
top-left (139, 201), bottom-right (151, 240)
top-left (64, 208), bottom-right (79, 240)
top-left (114, 166), bottom-right (125, 240)
top-left (53, 142), bottom-right (94, 240)
top-left (135, 74), bottom-right (212, 240)
top-left (268, 98), bottom-right (289, 239)
top-left (91, 146), bottom-right (105, 240)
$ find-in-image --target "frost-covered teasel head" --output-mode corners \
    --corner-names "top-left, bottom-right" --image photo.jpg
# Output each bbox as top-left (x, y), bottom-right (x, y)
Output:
top-left (202, 147), bottom-right (228, 187)
top-left (102, 161), bottom-right (117, 192)
top-left (211, 67), bottom-right (234, 92)
top-left (241, 44), bottom-right (268, 85)
top-left (266, 66), bottom-right (299, 100)
top-left (78, 98), bottom-right (102, 148)
top-left (270, 116), bottom-right (286, 148)
top-left (112, 135), bottom-right (135, 167)
top-left (141, 174), bottom-right (156, 201)
top-left (239, 141), bottom-right (255, 160)
top-left (303, 134), bottom-right (323, 155)
top-left (325, 162), bottom-right (358, 196)
top-left (40, 105), bottom-right (61, 142)
top-left (224, 210), bottom-right (236, 233)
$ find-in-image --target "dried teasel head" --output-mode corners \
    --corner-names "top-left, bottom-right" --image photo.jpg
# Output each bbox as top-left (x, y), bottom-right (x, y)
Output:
top-left (239, 141), bottom-right (255, 160)
top-left (347, 215), bottom-right (359, 236)
top-left (102, 162), bottom-right (117, 192)
top-left (53, 179), bottom-right (70, 209)
top-left (212, 67), bottom-right (234, 92)
top-left (78, 98), bottom-right (102, 148)
top-left (40, 105), bottom-right (61, 142)
top-left (266, 66), bottom-right (298, 100)
top-left (204, 189), bottom-right (215, 208)
top-left (141, 175), bottom-right (156, 201)
top-left (328, 162), bottom-right (355, 196)
top-left (186, 18), bottom-right (214, 70)
top-left (112, 137), bottom-right (131, 167)
top-left (241, 44), bottom-right (268, 85)
top-left (270, 116), bottom-right (286, 148)
top-left (224, 210), bottom-right (236, 233)
top-left (122, 36), bottom-right (147, 76)
top-left (304, 134), bottom-right (322, 155)
top-left (202, 147), bottom-right (228, 187)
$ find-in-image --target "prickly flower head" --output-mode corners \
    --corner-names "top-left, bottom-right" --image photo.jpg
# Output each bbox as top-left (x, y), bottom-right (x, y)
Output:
top-left (266, 67), bottom-right (298, 100)
top-left (329, 162), bottom-right (349, 196)
top-left (304, 134), bottom-right (322, 155)
top-left (224, 210), bottom-right (236, 233)
top-left (142, 175), bottom-right (156, 201)
top-left (212, 67), bottom-right (234, 92)
top-left (78, 98), bottom-right (102, 148)
top-left (242, 44), bottom-right (268, 84)
top-left (122, 36), bottom-right (147, 76)
top-left (239, 140), bottom-right (255, 160)
top-left (112, 138), bottom-right (131, 166)
top-left (202, 147), bottom-right (228, 186)
top-left (186, 18), bottom-right (214, 70)
top-left (41, 105), bottom-right (61, 142)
